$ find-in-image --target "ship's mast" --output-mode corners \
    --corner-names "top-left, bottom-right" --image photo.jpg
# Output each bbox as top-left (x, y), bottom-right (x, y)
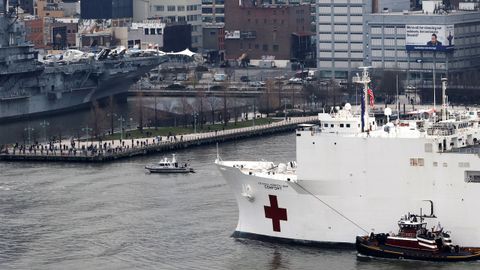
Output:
top-left (355, 67), bottom-right (371, 132)
top-left (441, 77), bottom-right (448, 122)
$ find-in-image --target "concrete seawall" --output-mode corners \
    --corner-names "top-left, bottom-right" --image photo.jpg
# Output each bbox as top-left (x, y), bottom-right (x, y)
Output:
top-left (0, 116), bottom-right (318, 163)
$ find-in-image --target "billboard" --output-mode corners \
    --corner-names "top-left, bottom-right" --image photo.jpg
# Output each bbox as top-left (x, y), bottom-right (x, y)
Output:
top-left (405, 25), bottom-right (454, 51)
top-left (225, 30), bottom-right (240, 39)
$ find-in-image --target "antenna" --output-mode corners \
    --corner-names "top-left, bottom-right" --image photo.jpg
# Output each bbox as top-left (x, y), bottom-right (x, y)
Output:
top-left (355, 67), bottom-right (372, 132)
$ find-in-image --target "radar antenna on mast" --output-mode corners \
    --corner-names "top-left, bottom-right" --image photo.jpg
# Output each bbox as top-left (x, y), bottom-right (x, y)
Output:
top-left (354, 67), bottom-right (372, 132)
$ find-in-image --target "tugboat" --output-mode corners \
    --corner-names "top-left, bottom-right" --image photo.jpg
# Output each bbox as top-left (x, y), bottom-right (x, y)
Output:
top-left (145, 154), bottom-right (194, 173)
top-left (356, 213), bottom-right (480, 261)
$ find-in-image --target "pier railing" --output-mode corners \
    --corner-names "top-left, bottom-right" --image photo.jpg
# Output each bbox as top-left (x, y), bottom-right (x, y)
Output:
top-left (0, 116), bottom-right (318, 163)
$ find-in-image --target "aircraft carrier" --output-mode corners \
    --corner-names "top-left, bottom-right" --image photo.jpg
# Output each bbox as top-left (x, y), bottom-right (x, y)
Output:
top-left (0, 1), bottom-right (167, 122)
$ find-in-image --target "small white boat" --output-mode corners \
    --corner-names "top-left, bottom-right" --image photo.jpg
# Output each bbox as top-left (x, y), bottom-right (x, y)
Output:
top-left (145, 154), bottom-right (194, 173)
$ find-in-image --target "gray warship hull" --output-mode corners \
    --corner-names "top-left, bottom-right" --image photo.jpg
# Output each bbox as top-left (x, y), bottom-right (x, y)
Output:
top-left (0, 58), bottom-right (162, 122)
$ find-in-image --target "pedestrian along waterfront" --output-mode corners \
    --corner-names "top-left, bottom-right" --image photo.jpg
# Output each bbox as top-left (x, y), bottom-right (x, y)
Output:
top-left (0, 117), bottom-right (318, 162)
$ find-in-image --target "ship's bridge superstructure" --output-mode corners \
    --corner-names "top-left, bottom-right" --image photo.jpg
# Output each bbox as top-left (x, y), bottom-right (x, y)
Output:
top-left (297, 104), bottom-right (480, 155)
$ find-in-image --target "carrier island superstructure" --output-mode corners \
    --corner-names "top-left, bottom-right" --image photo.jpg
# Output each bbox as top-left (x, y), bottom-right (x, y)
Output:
top-left (217, 68), bottom-right (480, 247)
top-left (0, 1), bottom-right (166, 121)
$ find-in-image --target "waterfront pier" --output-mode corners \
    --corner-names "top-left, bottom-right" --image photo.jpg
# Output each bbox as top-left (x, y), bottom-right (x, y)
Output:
top-left (0, 116), bottom-right (318, 163)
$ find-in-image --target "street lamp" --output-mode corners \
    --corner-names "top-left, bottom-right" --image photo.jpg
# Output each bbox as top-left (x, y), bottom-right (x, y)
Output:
top-left (24, 126), bottom-right (34, 145)
top-left (81, 125), bottom-right (93, 142)
top-left (310, 94), bottom-right (316, 111)
top-left (192, 111), bottom-right (198, 133)
top-left (118, 116), bottom-right (125, 140)
top-left (107, 113), bottom-right (117, 135)
top-left (40, 120), bottom-right (49, 142)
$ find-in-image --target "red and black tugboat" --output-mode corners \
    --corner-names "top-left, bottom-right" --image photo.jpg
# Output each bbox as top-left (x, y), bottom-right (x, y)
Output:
top-left (356, 213), bottom-right (480, 262)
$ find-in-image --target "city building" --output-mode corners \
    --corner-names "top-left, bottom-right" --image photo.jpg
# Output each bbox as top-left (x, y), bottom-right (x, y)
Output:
top-left (80, 0), bottom-right (133, 20)
top-left (163, 24), bottom-right (192, 52)
top-left (316, 0), bottom-right (410, 81)
top-left (36, 0), bottom-right (65, 19)
top-left (25, 17), bottom-right (46, 48)
top-left (117, 20), bottom-right (166, 50)
top-left (202, 0), bottom-right (225, 24)
top-left (224, 0), bottom-right (312, 61)
top-left (19, 0), bottom-right (35, 15)
top-left (80, 30), bottom-right (115, 48)
top-left (24, 17), bottom-right (79, 49)
top-left (202, 24), bottom-right (225, 62)
top-left (364, 2), bottom-right (480, 94)
top-left (62, 0), bottom-right (80, 17)
top-left (133, 0), bottom-right (203, 50)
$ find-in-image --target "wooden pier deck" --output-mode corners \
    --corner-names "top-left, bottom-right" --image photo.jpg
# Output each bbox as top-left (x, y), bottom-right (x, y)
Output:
top-left (0, 116), bottom-right (318, 163)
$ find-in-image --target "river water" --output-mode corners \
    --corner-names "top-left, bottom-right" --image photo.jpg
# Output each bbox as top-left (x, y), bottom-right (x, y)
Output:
top-left (0, 133), bottom-right (479, 269)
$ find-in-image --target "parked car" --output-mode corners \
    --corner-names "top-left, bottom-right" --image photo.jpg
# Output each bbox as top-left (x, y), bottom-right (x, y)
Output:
top-left (176, 73), bottom-right (187, 81)
top-left (213, 73), bottom-right (227, 82)
top-left (248, 81), bottom-right (266, 87)
top-left (166, 83), bottom-right (186, 90)
top-left (288, 77), bottom-right (303, 84)
top-left (240, 76), bottom-right (251, 82)
top-left (209, 85), bottom-right (225, 91)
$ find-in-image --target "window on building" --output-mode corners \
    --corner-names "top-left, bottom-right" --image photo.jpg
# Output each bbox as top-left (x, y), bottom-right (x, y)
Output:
top-left (155, 5), bottom-right (164, 11)
top-left (150, 28), bottom-right (155, 35)
top-left (157, 28), bottom-right (162, 35)
top-left (178, 6), bottom-right (185, 11)
top-left (273, 44), bottom-right (279, 51)
top-left (262, 44), bottom-right (268, 51)
top-left (167, 5), bottom-right (175, 11)
top-left (144, 28), bottom-right (149, 35)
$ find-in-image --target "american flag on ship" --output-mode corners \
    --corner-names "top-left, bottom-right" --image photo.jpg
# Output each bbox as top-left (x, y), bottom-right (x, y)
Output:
top-left (367, 84), bottom-right (375, 108)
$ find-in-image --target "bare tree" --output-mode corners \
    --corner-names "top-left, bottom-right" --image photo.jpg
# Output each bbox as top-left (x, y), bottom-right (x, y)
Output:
top-left (208, 95), bottom-right (219, 124)
top-left (180, 96), bottom-right (192, 127)
top-left (89, 99), bottom-right (107, 139)
top-left (194, 88), bottom-right (206, 128)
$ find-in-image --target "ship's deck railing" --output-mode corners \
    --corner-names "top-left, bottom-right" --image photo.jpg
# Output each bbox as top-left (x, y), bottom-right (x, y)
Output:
top-left (447, 145), bottom-right (480, 154)
top-left (427, 128), bottom-right (455, 136)
top-left (427, 123), bottom-right (456, 136)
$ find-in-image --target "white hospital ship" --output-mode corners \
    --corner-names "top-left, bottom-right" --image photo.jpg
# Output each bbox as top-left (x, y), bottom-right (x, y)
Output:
top-left (216, 68), bottom-right (480, 247)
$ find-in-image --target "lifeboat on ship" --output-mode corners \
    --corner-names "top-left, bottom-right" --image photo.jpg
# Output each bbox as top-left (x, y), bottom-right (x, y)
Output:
top-left (356, 214), bottom-right (480, 262)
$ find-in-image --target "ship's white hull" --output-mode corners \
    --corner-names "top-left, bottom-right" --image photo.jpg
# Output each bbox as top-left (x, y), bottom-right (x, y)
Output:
top-left (218, 162), bottom-right (480, 247)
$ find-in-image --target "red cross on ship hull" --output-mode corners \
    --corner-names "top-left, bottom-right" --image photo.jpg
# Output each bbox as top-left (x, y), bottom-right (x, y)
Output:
top-left (264, 195), bottom-right (288, 232)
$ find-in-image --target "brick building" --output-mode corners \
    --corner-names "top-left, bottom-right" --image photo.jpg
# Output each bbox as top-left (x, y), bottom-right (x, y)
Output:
top-left (25, 18), bottom-right (47, 49)
top-left (224, 0), bottom-right (311, 61)
top-left (25, 17), bottom-right (78, 49)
